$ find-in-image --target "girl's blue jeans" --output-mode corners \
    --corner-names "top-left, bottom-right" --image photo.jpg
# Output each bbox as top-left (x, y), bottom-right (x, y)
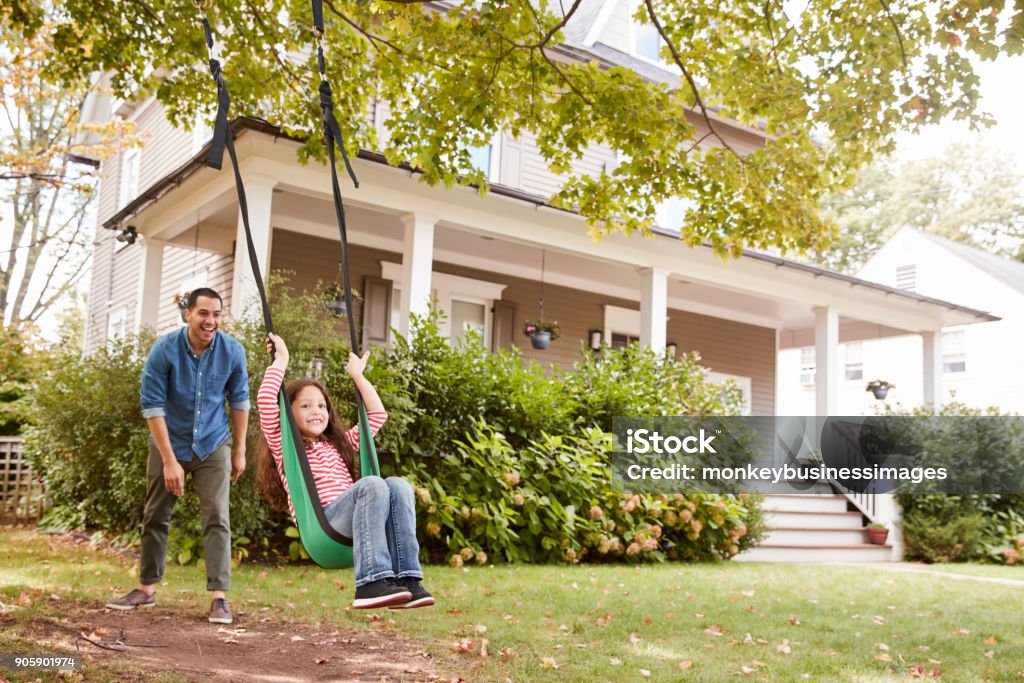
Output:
top-left (323, 476), bottom-right (424, 587)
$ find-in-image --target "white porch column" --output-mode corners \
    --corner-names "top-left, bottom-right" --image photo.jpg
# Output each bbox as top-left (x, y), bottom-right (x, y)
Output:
top-left (134, 237), bottom-right (166, 333)
top-left (398, 212), bottom-right (437, 339)
top-left (814, 306), bottom-right (839, 416)
top-left (229, 175), bottom-right (276, 319)
top-left (922, 330), bottom-right (943, 407)
top-left (639, 267), bottom-right (668, 353)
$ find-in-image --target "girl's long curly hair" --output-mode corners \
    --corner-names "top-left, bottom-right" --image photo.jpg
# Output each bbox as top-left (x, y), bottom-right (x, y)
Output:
top-left (256, 377), bottom-right (357, 513)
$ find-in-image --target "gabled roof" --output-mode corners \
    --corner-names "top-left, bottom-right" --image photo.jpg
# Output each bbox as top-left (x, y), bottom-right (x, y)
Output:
top-left (915, 231), bottom-right (1024, 296)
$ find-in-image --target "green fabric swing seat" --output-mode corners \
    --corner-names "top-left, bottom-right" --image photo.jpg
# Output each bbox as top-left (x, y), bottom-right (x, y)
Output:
top-left (277, 394), bottom-right (381, 569)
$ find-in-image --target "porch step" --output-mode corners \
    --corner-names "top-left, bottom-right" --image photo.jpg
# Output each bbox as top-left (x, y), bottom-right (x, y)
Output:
top-left (736, 544), bottom-right (893, 563)
top-left (766, 510), bottom-right (865, 530)
top-left (738, 493), bottom-right (895, 563)
top-left (761, 494), bottom-right (850, 514)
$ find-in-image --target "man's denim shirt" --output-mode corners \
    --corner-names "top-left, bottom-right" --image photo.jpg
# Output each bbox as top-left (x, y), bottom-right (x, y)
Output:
top-left (140, 327), bottom-right (251, 462)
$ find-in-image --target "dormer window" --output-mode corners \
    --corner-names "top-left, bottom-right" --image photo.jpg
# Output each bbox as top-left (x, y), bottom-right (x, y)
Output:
top-left (635, 22), bottom-right (662, 61)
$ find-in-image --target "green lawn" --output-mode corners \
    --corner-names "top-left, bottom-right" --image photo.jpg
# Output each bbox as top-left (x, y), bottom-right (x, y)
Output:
top-left (2, 530), bottom-right (1023, 681)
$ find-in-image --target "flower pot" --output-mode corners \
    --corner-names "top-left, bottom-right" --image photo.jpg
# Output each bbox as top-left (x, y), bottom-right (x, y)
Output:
top-left (865, 527), bottom-right (889, 545)
top-left (871, 387), bottom-right (889, 400)
top-left (530, 331), bottom-right (551, 350)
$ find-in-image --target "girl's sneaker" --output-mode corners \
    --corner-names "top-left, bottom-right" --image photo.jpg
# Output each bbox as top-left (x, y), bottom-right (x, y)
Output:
top-left (388, 578), bottom-right (435, 609)
top-left (352, 579), bottom-right (412, 609)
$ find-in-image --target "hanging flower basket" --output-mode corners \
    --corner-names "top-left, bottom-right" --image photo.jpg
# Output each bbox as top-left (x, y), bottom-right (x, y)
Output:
top-left (523, 320), bottom-right (560, 350)
top-left (866, 380), bottom-right (894, 400)
top-left (173, 291), bottom-right (190, 323)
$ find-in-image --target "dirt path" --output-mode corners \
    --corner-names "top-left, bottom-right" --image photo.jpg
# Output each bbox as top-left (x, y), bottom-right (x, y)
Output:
top-left (7, 602), bottom-right (450, 682)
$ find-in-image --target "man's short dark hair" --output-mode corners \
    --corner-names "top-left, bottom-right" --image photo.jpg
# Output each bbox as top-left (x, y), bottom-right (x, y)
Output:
top-left (187, 288), bottom-right (223, 310)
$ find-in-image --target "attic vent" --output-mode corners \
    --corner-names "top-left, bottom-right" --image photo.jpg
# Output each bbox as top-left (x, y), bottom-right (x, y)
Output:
top-left (895, 264), bottom-right (916, 291)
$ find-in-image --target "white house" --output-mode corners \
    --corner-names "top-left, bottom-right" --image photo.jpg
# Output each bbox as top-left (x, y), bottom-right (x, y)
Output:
top-left (777, 228), bottom-right (1022, 416)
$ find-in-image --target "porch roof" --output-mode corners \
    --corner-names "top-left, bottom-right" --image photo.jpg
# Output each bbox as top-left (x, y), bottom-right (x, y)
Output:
top-left (105, 118), bottom-right (998, 342)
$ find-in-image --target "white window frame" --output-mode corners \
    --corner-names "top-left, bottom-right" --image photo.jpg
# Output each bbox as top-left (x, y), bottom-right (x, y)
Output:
top-left (381, 262), bottom-right (507, 348)
top-left (120, 147), bottom-right (140, 208)
top-left (799, 347), bottom-right (815, 386)
top-left (708, 371), bottom-right (753, 416)
top-left (942, 329), bottom-right (967, 374)
top-left (843, 342), bottom-right (863, 382)
top-left (466, 130), bottom-right (502, 183)
top-left (107, 305), bottom-right (127, 344)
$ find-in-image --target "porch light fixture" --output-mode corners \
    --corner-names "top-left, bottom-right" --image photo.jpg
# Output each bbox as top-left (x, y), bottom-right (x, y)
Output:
top-left (588, 329), bottom-right (603, 351)
top-left (665, 341), bottom-right (678, 358)
top-left (116, 225), bottom-right (138, 245)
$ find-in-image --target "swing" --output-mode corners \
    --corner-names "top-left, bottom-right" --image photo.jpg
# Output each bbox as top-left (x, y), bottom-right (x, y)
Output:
top-left (194, 0), bottom-right (379, 568)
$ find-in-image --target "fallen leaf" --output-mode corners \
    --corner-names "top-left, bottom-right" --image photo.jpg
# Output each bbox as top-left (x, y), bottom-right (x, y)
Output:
top-left (872, 615), bottom-right (885, 625)
top-left (984, 650), bottom-right (995, 659)
top-left (290, 635), bottom-right (305, 642)
top-left (954, 628), bottom-right (971, 636)
top-left (480, 638), bottom-right (489, 658)
top-left (705, 624), bottom-right (724, 636)
top-left (640, 670), bottom-right (651, 677)
top-left (741, 590), bottom-right (755, 597)
top-left (475, 624), bottom-right (488, 634)
top-left (789, 617), bottom-right (801, 626)
top-left (540, 656), bottom-right (558, 669)
top-left (595, 614), bottom-right (613, 627)
top-left (451, 638), bottom-right (473, 653)
top-left (877, 643), bottom-right (890, 651)
top-left (679, 660), bottom-right (694, 670)
top-left (739, 665), bottom-right (759, 675)
top-left (630, 632), bottom-right (642, 645)
top-left (876, 653), bottom-right (892, 662)
top-left (609, 657), bottom-right (622, 666)
top-left (777, 639), bottom-right (792, 655)
top-left (497, 647), bottom-right (517, 658)
top-left (985, 636), bottom-right (998, 645)
top-left (314, 657), bottom-right (327, 665)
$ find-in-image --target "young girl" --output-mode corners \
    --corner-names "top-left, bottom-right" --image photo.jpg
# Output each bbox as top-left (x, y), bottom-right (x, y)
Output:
top-left (256, 332), bottom-right (433, 609)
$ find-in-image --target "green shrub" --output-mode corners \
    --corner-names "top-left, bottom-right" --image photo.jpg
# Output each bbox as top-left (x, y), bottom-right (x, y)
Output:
top-left (27, 288), bottom-right (765, 565)
top-left (890, 401), bottom-right (1024, 564)
top-left (404, 420), bottom-right (765, 565)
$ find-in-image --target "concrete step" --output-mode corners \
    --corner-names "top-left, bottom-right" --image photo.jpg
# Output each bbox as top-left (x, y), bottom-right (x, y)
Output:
top-left (761, 494), bottom-right (850, 514)
top-left (763, 527), bottom-right (875, 547)
top-left (735, 544), bottom-right (893, 563)
top-left (766, 510), bottom-right (865, 530)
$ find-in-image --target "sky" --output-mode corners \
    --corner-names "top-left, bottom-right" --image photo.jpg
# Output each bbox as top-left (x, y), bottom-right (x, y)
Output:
top-left (893, 54), bottom-right (1024, 169)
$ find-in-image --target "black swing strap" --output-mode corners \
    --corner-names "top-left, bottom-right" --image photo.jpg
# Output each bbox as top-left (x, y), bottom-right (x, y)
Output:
top-left (310, 0), bottom-right (381, 478)
top-left (197, 2), bottom-right (354, 547)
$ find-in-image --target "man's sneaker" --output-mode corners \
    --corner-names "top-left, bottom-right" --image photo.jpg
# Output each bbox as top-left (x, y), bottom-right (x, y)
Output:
top-left (388, 578), bottom-right (435, 609)
top-left (208, 598), bottom-right (233, 624)
top-left (106, 589), bottom-right (155, 611)
top-left (352, 579), bottom-right (412, 609)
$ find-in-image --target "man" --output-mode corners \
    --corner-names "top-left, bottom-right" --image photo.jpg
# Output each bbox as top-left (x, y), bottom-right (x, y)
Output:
top-left (107, 288), bottom-right (250, 624)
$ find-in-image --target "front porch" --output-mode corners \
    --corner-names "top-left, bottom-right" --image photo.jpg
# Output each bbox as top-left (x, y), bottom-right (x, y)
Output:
top-left (102, 122), bottom-right (994, 420)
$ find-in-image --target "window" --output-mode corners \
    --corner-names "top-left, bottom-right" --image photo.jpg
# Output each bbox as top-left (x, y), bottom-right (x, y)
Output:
top-left (120, 148), bottom-right (140, 208)
top-left (708, 371), bottom-right (753, 416)
top-left (107, 306), bottom-right (127, 344)
top-left (942, 330), bottom-right (966, 373)
top-left (610, 332), bottom-right (638, 349)
top-left (799, 347), bottom-right (815, 385)
top-left (191, 115), bottom-right (213, 155)
top-left (466, 131), bottom-right (501, 183)
top-left (450, 299), bottom-right (487, 345)
top-left (844, 342), bottom-right (863, 381)
top-left (635, 22), bottom-right (662, 61)
top-left (381, 262), bottom-right (506, 348)
top-left (896, 264), bottom-right (916, 291)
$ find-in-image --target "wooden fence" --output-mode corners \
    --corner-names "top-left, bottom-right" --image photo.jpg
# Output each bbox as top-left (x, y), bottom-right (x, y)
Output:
top-left (0, 436), bottom-right (46, 526)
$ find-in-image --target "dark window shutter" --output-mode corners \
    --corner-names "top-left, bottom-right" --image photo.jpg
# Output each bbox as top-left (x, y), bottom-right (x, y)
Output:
top-left (491, 300), bottom-right (516, 352)
top-left (361, 276), bottom-right (393, 349)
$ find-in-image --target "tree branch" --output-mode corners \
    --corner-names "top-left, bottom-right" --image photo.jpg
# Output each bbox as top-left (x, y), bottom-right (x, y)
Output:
top-left (644, 0), bottom-right (740, 160)
top-left (878, 0), bottom-right (909, 69)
